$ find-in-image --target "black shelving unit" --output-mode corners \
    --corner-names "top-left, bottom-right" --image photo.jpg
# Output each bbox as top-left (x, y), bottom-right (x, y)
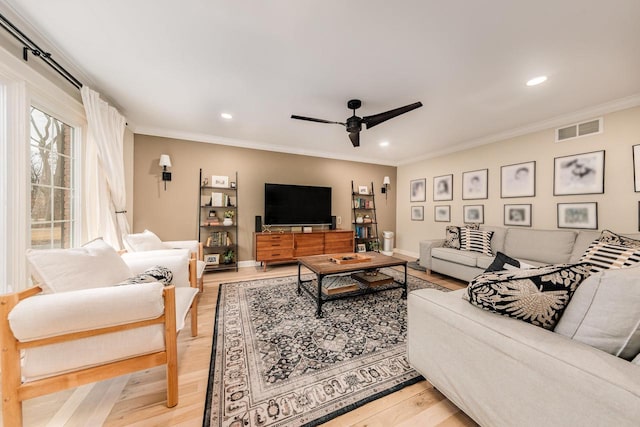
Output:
top-left (198, 169), bottom-right (239, 272)
top-left (351, 180), bottom-right (380, 251)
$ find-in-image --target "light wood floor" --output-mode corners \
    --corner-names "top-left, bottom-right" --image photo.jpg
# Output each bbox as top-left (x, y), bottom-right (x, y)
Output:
top-left (11, 255), bottom-right (476, 427)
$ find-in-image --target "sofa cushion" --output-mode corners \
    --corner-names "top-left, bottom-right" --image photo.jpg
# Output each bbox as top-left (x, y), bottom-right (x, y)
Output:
top-left (431, 247), bottom-right (478, 267)
top-left (464, 263), bottom-right (592, 330)
top-left (476, 255), bottom-right (498, 270)
top-left (482, 226), bottom-right (507, 255)
top-left (460, 229), bottom-right (494, 256)
top-left (485, 251), bottom-right (520, 272)
top-left (579, 240), bottom-right (640, 273)
top-left (554, 265), bottom-right (640, 360)
top-left (570, 230), bottom-right (602, 263)
top-left (634, 354), bottom-right (640, 365)
top-left (121, 249), bottom-right (191, 288)
top-left (122, 229), bottom-right (166, 252)
top-left (504, 228), bottom-right (576, 264)
top-left (26, 238), bottom-right (133, 294)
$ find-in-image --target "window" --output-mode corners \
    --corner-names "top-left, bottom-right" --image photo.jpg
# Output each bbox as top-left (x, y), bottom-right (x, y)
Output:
top-left (30, 106), bottom-right (76, 249)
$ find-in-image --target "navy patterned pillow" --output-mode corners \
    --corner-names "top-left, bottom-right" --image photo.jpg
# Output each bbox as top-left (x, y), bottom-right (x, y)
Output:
top-left (464, 263), bottom-right (592, 330)
top-left (484, 252), bottom-right (520, 272)
top-left (117, 265), bottom-right (173, 286)
top-left (443, 226), bottom-right (460, 249)
top-left (598, 230), bottom-right (640, 248)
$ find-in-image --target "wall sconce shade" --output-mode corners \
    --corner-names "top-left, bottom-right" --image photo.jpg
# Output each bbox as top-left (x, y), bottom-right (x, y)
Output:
top-left (381, 176), bottom-right (391, 200)
top-left (159, 154), bottom-right (172, 190)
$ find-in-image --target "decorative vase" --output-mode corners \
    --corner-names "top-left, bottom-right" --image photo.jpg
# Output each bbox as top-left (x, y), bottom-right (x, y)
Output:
top-left (356, 216), bottom-right (364, 224)
top-left (223, 218), bottom-right (233, 226)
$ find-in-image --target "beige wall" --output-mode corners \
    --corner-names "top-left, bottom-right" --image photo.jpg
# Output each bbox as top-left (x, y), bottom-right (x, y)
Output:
top-left (133, 135), bottom-right (397, 262)
top-left (396, 106), bottom-right (640, 256)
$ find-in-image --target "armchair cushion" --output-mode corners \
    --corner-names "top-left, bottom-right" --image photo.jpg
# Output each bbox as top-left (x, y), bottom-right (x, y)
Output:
top-left (121, 249), bottom-right (190, 287)
top-left (26, 238), bottom-right (133, 294)
top-left (117, 266), bottom-right (173, 286)
top-left (8, 282), bottom-right (165, 342)
top-left (164, 240), bottom-right (199, 254)
top-left (122, 229), bottom-right (165, 252)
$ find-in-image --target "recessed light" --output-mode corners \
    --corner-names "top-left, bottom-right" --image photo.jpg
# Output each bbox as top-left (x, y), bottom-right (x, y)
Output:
top-left (379, 141), bottom-right (390, 147)
top-left (526, 76), bottom-right (547, 86)
top-left (221, 113), bottom-right (233, 119)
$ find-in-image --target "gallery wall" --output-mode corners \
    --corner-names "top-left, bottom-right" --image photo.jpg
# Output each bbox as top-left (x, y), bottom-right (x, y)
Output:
top-left (396, 106), bottom-right (640, 257)
top-left (132, 135), bottom-right (397, 262)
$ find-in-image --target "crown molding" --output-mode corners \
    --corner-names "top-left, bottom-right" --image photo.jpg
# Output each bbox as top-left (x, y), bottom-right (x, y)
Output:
top-left (131, 125), bottom-right (398, 167)
top-left (397, 93), bottom-right (640, 165)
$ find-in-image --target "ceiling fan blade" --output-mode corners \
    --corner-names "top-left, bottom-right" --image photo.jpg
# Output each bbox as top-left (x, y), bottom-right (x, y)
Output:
top-left (349, 132), bottom-right (360, 147)
top-left (291, 115), bottom-right (345, 125)
top-left (362, 102), bottom-right (423, 129)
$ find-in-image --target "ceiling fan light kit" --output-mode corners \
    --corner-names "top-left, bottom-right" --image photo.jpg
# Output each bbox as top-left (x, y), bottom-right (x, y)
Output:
top-left (291, 99), bottom-right (422, 147)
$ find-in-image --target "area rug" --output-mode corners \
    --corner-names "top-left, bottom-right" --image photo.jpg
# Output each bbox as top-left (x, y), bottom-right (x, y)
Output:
top-left (203, 268), bottom-right (450, 427)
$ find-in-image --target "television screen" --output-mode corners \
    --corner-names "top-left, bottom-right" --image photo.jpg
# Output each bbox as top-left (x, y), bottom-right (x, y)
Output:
top-left (265, 183), bottom-right (332, 225)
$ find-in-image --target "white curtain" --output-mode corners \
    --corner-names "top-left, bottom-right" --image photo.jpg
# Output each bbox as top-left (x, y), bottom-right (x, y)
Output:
top-left (81, 86), bottom-right (129, 249)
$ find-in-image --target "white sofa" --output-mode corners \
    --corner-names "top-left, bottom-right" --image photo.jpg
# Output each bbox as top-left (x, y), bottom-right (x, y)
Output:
top-left (408, 288), bottom-right (640, 426)
top-left (419, 227), bottom-right (619, 282)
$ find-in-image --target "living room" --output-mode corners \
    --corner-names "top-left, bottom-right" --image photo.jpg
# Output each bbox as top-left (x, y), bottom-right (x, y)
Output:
top-left (1, 1), bottom-right (639, 426)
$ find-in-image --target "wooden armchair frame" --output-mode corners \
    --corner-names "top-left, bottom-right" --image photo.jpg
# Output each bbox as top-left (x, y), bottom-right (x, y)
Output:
top-left (0, 285), bottom-right (180, 427)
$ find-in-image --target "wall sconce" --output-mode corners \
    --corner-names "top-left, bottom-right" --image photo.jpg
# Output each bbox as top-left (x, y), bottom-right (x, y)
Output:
top-left (381, 176), bottom-right (391, 200)
top-left (159, 154), bottom-right (172, 191)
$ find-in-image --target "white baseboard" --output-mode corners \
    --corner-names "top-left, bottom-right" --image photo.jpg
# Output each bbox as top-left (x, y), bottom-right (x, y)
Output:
top-left (393, 248), bottom-right (419, 259)
top-left (238, 260), bottom-right (260, 268)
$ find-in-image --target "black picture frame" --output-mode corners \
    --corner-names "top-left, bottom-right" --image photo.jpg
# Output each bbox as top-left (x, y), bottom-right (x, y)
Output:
top-left (411, 205), bottom-right (424, 221)
top-left (410, 179), bottom-right (426, 202)
top-left (434, 205), bottom-right (451, 222)
top-left (501, 161), bottom-right (536, 198)
top-left (462, 169), bottom-right (488, 200)
top-left (557, 202), bottom-right (598, 229)
top-left (554, 151), bottom-right (605, 195)
top-left (463, 204), bottom-right (484, 224)
top-left (433, 174), bottom-right (453, 201)
top-left (504, 204), bottom-right (532, 227)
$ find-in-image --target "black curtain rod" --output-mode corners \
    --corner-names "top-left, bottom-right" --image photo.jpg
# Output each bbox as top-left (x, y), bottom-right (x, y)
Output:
top-left (0, 11), bottom-right (82, 89)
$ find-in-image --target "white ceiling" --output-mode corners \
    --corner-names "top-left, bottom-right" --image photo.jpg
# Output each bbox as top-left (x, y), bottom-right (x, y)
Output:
top-left (4, 0), bottom-right (640, 165)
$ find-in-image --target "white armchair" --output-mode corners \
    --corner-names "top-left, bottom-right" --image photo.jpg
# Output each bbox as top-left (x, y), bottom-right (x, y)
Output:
top-left (0, 238), bottom-right (198, 427)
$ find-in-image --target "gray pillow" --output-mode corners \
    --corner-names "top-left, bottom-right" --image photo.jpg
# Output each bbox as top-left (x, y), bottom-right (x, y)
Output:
top-left (554, 264), bottom-right (640, 360)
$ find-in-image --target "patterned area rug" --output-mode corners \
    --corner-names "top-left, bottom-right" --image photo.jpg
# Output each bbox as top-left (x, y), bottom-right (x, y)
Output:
top-left (203, 268), bottom-right (450, 427)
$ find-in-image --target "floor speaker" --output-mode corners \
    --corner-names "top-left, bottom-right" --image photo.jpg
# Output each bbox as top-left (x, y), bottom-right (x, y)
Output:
top-left (330, 216), bottom-right (337, 230)
top-left (255, 215), bottom-right (262, 232)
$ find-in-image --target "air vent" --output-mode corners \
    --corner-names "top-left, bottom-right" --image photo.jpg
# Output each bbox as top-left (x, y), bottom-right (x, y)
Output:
top-left (556, 118), bottom-right (602, 142)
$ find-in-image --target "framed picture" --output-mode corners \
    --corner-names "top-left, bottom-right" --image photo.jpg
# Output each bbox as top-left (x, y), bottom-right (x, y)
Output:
top-left (634, 145), bottom-right (640, 192)
top-left (557, 202), bottom-right (598, 229)
top-left (211, 175), bottom-right (229, 188)
top-left (411, 205), bottom-right (424, 221)
top-left (358, 185), bottom-right (369, 195)
top-left (554, 151), bottom-right (605, 195)
top-left (208, 209), bottom-right (217, 218)
top-left (434, 205), bottom-right (451, 222)
top-left (205, 254), bottom-right (220, 265)
top-left (463, 205), bottom-right (484, 224)
top-left (356, 243), bottom-right (367, 253)
top-left (410, 178), bottom-right (426, 202)
top-left (462, 169), bottom-right (488, 200)
top-left (230, 181), bottom-right (236, 189)
top-left (433, 174), bottom-right (453, 201)
top-left (501, 161), bottom-right (535, 198)
top-left (504, 204), bottom-right (532, 227)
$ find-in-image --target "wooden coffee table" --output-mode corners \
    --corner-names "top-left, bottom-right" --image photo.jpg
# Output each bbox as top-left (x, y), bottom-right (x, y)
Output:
top-left (297, 252), bottom-right (408, 317)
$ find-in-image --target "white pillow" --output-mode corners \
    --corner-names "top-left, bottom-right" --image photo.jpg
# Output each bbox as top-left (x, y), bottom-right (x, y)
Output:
top-left (122, 229), bottom-right (166, 252)
top-left (26, 238), bottom-right (133, 294)
top-left (554, 264), bottom-right (640, 360)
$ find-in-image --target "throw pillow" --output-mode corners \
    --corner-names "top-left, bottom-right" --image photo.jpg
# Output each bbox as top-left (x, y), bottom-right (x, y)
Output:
top-left (117, 265), bottom-right (173, 286)
top-left (579, 240), bottom-right (640, 272)
top-left (460, 228), bottom-right (494, 256)
top-left (26, 238), bottom-right (133, 294)
top-left (464, 263), bottom-right (592, 330)
top-left (484, 251), bottom-right (520, 272)
top-left (598, 230), bottom-right (640, 248)
top-left (443, 226), bottom-right (461, 249)
top-left (554, 264), bottom-right (640, 360)
top-left (122, 229), bottom-right (166, 252)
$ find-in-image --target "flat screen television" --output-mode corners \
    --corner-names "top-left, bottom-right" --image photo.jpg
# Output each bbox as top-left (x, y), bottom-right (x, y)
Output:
top-left (265, 183), bottom-right (332, 226)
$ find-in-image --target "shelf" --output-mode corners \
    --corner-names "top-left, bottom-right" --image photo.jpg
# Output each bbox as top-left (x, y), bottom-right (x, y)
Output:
top-left (200, 224), bottom-right (235, 228)
top-left (352, 192), bottom-right (373, 196)
top-left (354, 207), bottom-right (376, 210)
top-left (201, 186), bottom-right (237, 191)
top-left (353, 222), bottom-right (377, 225)
top-left (201, 205), bottom-right (236, 209)
top-left (204, 244), bottom-right (237, 250)
top-left (355, 237), bottom-right (379, 241)
top-left (204, 263), bottom-right (237, 272)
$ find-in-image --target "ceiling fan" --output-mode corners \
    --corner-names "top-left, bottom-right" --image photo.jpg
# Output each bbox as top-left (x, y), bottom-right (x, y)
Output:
top-left (291, 99), bottom-right (423, 147)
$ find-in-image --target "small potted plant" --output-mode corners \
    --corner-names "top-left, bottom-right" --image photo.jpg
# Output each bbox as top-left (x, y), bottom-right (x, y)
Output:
top-left (222, 249), bottom-right (235, 264)
top-left (223, 210), bottom-right (234, 226)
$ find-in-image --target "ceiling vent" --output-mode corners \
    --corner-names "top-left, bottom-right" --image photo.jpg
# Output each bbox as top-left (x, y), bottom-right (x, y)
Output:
top-left (556, 118), bottom-right (603, 142)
